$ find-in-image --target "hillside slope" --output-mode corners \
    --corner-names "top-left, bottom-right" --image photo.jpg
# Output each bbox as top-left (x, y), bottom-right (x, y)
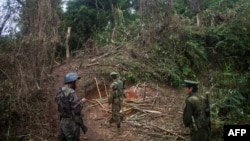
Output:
top-left (46, 43), bottom-right (188, 141)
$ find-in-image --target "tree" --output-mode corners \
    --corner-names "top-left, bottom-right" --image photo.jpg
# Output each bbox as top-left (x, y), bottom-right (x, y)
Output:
top-left (0, 0), bottom-right (62, 139)
top-left (0, 0), bottom-right (21, 36)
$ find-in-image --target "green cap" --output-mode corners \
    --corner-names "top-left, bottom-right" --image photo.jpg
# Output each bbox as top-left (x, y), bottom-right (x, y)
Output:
top-left (110, 71), bottom-right (118, 76)
top-left (184, 80), bottom-right (199, 87)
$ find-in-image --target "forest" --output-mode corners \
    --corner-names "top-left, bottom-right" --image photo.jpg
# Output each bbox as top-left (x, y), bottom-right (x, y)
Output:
top-left (0, 0), bottom-right (249, 140)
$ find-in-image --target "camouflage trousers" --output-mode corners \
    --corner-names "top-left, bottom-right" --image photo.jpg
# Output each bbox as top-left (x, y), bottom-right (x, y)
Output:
top-left (190, 127), bottom-right (210, 141)
top-left (109, 103), bottom-right (121, 128)
top-left (59, 118), bottom-right (80, 141)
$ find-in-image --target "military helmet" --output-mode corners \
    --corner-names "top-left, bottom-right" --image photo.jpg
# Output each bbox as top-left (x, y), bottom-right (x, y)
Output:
top-left (110, 71), bottom-right (118, 76)
top-left (64, 72), bottom-right (81, 84)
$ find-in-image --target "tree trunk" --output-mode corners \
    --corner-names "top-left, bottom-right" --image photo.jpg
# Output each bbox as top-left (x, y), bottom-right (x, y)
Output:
top-left (196, 13), bottom-right (200, 27)
top-left (65, 27), bottom-right (71, 64)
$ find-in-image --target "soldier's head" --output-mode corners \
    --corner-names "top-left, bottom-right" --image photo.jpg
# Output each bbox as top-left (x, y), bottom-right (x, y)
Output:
top-left (184, 80), bottom-right (198, 94)
top-left (64, 72), bottom-right (81, 89)
top-left (110, 71), bottom-right (118, 79)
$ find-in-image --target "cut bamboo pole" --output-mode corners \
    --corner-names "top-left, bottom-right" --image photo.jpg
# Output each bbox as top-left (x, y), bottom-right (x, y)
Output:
top-left (143, 82), bottom-right (146, 101)
top-left (94, 77), bottom-right (102, 99)
top-left (102, 77), bottom-right (109, 97)
top-left (65, 27), bottom-right (71, 64)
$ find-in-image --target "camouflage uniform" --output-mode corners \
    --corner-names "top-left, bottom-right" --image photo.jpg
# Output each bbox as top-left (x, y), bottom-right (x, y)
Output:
top-left (55, 72), bottom-right (84, 141)
top-left (108, 73), bottom-right (124, 130)
top-left (183, 80), bottom-right (210, 141)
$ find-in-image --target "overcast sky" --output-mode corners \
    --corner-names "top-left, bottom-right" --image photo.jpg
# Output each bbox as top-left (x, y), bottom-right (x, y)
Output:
top-left (0, 0), bottom-right (70, 35)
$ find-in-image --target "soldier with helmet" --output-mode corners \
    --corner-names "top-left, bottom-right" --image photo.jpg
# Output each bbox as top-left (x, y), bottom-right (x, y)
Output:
top-left (105, 71), bottom-right (125, 132)
top-left (183, 80), bottom-right (210, 141)
top-left (55, 72), bottom-right (87, 141)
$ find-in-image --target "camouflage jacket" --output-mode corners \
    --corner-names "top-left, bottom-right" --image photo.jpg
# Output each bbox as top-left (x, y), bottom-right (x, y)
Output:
top-left (108, 79), bottom-right (124, 105)
top-left (55, 86), bottom-right (83, 118)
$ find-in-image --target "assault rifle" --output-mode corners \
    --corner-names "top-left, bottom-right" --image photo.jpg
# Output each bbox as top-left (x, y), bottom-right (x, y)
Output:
top-left (122, 79), bottom-right (126, 98)
top-left (205, 91), bottom-right (211, 130)
top-left (77, 116), bottom-right (88, 134)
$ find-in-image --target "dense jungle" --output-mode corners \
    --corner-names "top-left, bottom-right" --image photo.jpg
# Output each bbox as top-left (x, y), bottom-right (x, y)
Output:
top-left (0, 0), bottom-right (249, 140)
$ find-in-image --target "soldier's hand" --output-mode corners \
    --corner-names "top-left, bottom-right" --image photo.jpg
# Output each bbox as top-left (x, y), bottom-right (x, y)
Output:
top-left (81, 98), bottom-right (87, 102)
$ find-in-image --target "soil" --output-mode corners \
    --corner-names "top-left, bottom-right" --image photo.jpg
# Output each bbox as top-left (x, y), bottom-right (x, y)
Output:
top-left (46, 46), bottom-right (189, 141)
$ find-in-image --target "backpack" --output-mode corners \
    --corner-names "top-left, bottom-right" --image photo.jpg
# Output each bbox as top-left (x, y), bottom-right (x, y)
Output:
top-left (55, 87), bottom-right (74, 118)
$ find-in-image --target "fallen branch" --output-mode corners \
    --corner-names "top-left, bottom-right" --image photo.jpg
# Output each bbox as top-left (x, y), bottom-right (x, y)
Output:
top-left (147, 133), bottom-right (179, 141)
top-left (92, 99), bottom-right (105, 109)
top-left (149, 123), bottom-right (186, 140)
top-left (85, 62), bottom-right (100, 67)
top-left (90, 50), bottom-right (118, 63)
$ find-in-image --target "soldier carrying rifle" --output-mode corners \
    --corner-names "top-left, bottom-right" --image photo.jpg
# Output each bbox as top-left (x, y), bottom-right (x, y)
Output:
top-left (105, 71), bottom-right (125, 132)
top-left (182, 80), bottom-right (211, 141)
top-left (55, 72), bottom-right (88, 141)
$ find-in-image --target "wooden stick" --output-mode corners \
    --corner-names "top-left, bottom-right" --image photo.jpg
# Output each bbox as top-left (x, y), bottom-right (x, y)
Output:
top-left (143, 82), bottom-right (146, 101)
top-left (93, 99), bottom-right (105, 109)
top-left (94, 77), bottom-right (102, 99)
top-left (102, 77), bottom-right (109, 97)
top-left (65, 27), bottom-right (71, 64)
top-left (149, 123), bottom-right (186, 140)
top-left (151, 84), bottom-right (159, 108)
top-left (87, 103), bottom-right (99, 108)
top-left (92, 99), bottom-right (110, 112)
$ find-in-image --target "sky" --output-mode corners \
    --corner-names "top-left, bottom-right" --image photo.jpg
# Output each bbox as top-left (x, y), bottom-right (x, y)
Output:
top-left (0, 0), bottom-right (20, 36)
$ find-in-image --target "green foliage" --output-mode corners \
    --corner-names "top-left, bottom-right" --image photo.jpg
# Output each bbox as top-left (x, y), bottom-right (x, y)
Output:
top-left (211, 71), bottom-right (250, 124)
top-left (62, 0), bottom-right (138, 48)
top-left (126, 71), bottom-right (137, 83)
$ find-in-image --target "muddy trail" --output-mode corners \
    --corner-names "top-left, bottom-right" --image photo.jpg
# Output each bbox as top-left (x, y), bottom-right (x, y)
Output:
top-left (46, 47), bottom-right (188, 141)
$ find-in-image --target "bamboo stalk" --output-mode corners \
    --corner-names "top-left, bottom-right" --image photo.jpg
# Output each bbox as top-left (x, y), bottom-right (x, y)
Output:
top-left (102, 77), bottom-right (109, 97)
top-left (151, 84), bottom-right (159, 108)
top-left (143, 82), bottom-right (146, 101)
top-left (94, 77), bottom-right (102, 99)
top-left (65, 27), bottom-right (71, 64)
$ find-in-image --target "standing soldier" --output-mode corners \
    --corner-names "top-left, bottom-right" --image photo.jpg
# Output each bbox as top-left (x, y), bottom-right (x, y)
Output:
top-left (106, 71), bottom-right (125, 132)
top-left (183, 80), bottom-right (210, 141)
top-left (55, 72), bottom-right (88, 141)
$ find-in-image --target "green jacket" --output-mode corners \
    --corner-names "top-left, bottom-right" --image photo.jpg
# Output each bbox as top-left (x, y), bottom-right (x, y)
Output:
top-left (183, 93), bottom-right (209, 130)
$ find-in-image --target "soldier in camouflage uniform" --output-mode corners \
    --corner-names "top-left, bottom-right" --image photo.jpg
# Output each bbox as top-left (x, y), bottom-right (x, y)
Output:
top-left (106, 71), bottom-right (125, 132)
top-left (55, 72), bottom-right (87, 141)
top-left (183, 80), bottom-right (210, 141)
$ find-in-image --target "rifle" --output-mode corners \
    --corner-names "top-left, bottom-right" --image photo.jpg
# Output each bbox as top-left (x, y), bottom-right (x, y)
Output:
top-left (59, 88), bottom-right (88, 134)
top-left (205, 91), bottom-right (211, 130)
top-left (77, 115), bottom-right (88, 134)
top-left (122, 79), bottom-right (126, 98)
top-left (123, 79), bottom-right (126, 89)
top-left (205, 83), bottom-right (217, 130)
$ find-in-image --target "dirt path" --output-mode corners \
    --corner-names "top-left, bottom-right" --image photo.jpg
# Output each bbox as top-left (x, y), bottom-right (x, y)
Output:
top-left (46, 54), bottom-right (189, 141)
